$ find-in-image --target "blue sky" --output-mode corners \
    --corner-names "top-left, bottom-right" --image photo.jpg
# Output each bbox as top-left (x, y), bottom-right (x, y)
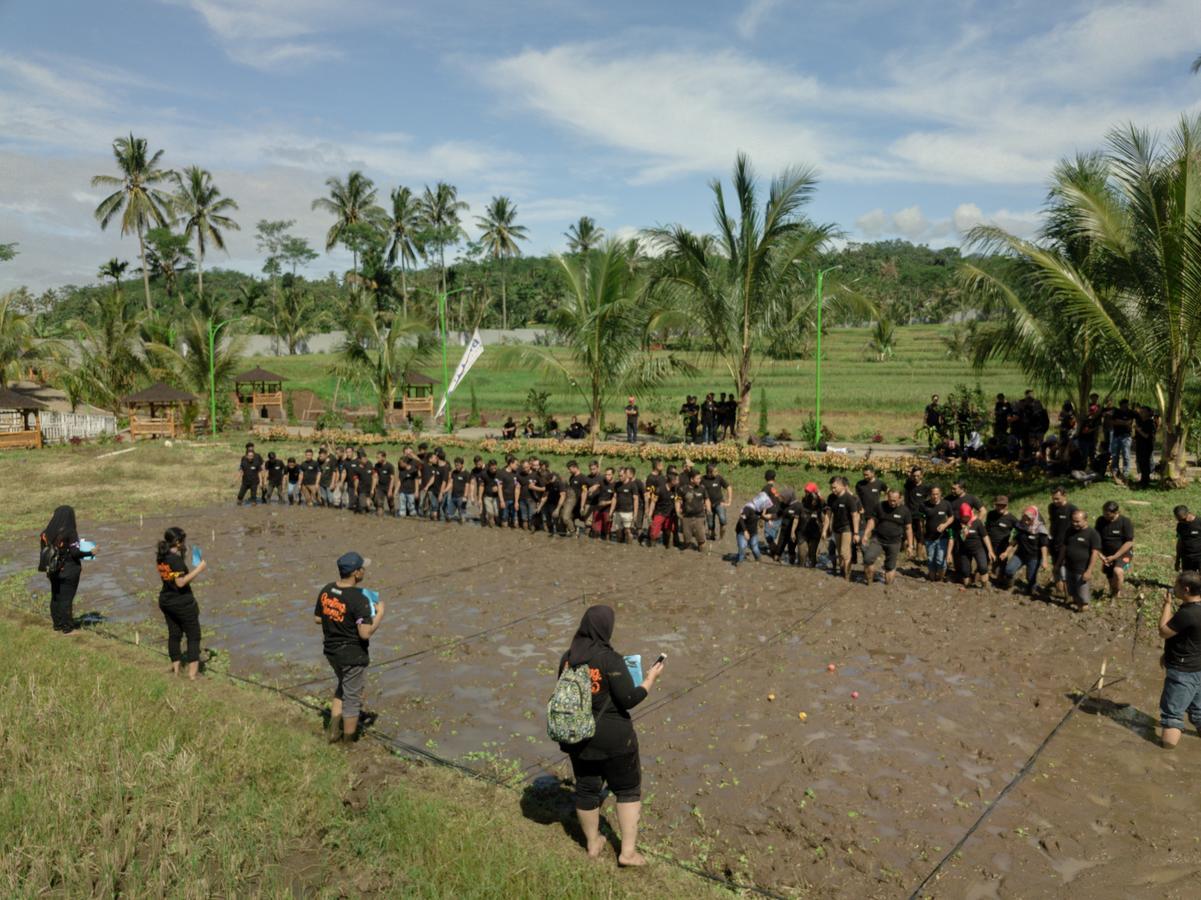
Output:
top-left (1, 0), bottom-right (1199, 291)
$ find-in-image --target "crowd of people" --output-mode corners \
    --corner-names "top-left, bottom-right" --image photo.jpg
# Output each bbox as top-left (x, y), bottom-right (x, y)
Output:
top-left (923, 390), bottom-right (1161, 486)
top-left (231, 440), bottom-right (1201, 613)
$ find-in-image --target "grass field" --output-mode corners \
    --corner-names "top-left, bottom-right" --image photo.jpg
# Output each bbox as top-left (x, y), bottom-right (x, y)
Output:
top-left (246, 325), bottom-right (1031, 442)
top-left (0, 579), bottom-right (715, 898)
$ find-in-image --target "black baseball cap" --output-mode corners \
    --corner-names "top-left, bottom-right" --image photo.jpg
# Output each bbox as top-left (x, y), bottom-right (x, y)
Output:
top-left (337, 552), bottom-right (369, 576)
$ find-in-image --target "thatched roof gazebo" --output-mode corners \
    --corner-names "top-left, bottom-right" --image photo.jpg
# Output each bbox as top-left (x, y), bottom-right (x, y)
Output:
top-left (0, 386), bottom-right (47, 449)
top-left (233, 366), bottom-right (287, 421)
top-left (393, 371), bottom-right (435, 418)
top-left (122, 383), bottom-right (197, 440)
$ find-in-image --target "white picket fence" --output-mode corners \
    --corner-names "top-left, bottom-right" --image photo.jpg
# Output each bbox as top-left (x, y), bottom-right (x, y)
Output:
top-left (39, 411), bottom-right (117, 444)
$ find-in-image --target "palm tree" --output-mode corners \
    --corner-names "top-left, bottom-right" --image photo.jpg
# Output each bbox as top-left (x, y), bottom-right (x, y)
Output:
top-left (70, 292), bottom-right (148, 411)
top-left (385, 186), bottom-right (422, 316)
top-left (148, 306), bottom-right (245, 406)
top-left (91, 134), bottom-right (175, 313)
top-left (964, 118), bottom-right (1201, 481)
top-left (959, 154), bottom-right (1115, 413)
top-left (253, 282), bottom-right (330, 355)
top-left (173, 165), bottom-right (239, 300)
top-left (564, 216), bottom-right (604, 255)
top-left (866, 316), bottom-right (896, 361)
top-left (417, 182), bottom-right (468, 297)
top-left (0, 291), bottom-right (37, 382)
top-left (332, 298), bottom-right (432, 423)
top-left (142, 227), bottom-right (194, 304)
top-left (311, 170), bottom-right (385, 275)
top-left (648, 153), bottom-right (839, 438)
top-left (476, 196), bottom-right (529, 329)
top-left (98, 258), bottom-right (129, 302)
top-left (523, 240), bottom-right (688, 447)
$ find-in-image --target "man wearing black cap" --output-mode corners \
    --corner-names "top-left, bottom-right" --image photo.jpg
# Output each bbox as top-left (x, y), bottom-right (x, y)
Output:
top-left (314, 552), bottom-right (383, 743)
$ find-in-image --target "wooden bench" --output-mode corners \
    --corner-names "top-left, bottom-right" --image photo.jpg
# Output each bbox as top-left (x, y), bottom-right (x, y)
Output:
top-left (130, 413), bottom-right (179, 440)
top-left (0, 429), bottom-right (42, 450)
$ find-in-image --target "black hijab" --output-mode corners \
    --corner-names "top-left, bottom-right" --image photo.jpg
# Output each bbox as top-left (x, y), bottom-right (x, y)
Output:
top-left (567, 604), bottom-right (616, 666)
top-left (44, 506), bottom-right (78, 546)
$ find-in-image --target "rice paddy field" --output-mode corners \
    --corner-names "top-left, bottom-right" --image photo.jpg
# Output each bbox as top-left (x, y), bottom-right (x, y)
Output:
top-left (246, 325), bottom-right (1030, 442)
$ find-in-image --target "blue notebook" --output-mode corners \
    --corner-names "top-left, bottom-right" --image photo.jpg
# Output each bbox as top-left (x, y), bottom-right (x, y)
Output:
top-left (191, 545), bottom-right (203, 567)
top-left (362, 588), bottom-right (380, 617)
top-left (78, 539), bottom-right (95, 559)
top-left (624, 654), bottom-right (643, 684)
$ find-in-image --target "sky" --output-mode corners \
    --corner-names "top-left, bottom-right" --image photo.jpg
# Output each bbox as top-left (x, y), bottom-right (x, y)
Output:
top-left (1, 0), bottom-right (1200, 293)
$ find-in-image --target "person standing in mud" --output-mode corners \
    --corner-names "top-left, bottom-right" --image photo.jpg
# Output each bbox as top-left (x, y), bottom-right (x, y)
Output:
top-left (315, 552), bottom-right (384, 744)
top-left (355, 450), bottom-right (374, 514)
top-left (156, 526), bottom-right (205, 680)
top-left (1158, 571), bottom-right (1201, 749)
top-left (556, 605), bottom-right (665, 866)
top-left (39, 506), bottom-right (95, 634)
top-left (1057, 509), bottom-right (1101, 611)
top-left (237, 445), bottom-right (263, 505)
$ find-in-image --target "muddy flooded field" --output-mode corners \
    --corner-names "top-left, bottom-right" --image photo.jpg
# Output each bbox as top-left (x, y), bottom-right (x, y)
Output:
top-left (6, 504), bottom-right (1198, 897)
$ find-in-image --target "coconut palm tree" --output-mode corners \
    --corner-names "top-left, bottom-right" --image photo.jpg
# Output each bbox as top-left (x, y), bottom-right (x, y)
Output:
top-left (963, 118), bottom-right (1201, 482)
top-left (91, 134), bottom-right (175, 313)
top-left (476, 196), bottom-right (529, 329)
top-left (866, 315), bottom-right (896, 361)
top-left (0, 242), bottom-right (16, 262)
top-left (98, 258), bottom-right (129, 302)
top-left (564, 216), bottom-right (604, 255)
top-left (523, 240), bottom-right (688, 447)
top-left (0, 291), bottom-right (37, 382)
top-left (417, 182), bottom-right (468, 297)
top-left (251, 282), bottom-right (329, 355)
top-left (142, 227), bottom-right (194, 305)
top-left (70, 292), bottom-right (148, 411)
top-left (173, 165), bottom-right (239, 300)
top-left (311, 170), bottom-right (385, 276)
top-left (332, 298), bottom-right (432, 424)
top-left (959, 154), bottom-right (1116, 413)
top-left (385, 186), bottom-right (421, 316)
top-left (648, 153), bottom-right (839, 438)
top-left (148, 305), bottom-right (245, 405)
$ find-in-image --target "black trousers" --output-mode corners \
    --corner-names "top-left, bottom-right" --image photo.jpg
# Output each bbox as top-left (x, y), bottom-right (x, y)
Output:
top-left (237, 480), bottom-right (259, 503)
top-left (49, 572), bottom-right (80, 631)
top-left (160, 596), bottom-right (202, 663)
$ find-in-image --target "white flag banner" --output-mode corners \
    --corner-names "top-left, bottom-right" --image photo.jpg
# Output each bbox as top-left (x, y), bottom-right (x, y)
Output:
top-left (435, 328), bottom-right (485, 419)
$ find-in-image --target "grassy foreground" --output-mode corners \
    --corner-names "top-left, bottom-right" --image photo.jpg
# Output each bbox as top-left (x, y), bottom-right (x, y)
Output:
top-left (0, 593), bottom-right (716, 898)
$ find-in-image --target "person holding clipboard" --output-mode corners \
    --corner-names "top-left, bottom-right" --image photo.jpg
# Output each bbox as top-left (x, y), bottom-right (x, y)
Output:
top-left (554, 605), bottom-right (666, 866)
top-left (155, 527), bottom-right (206, 680)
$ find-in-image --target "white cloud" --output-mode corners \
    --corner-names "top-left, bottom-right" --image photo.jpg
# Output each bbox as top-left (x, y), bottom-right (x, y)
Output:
top-left (854, 202), bottom-right (1040, 244)
top-left (736, 0), bottom-right (784, 39)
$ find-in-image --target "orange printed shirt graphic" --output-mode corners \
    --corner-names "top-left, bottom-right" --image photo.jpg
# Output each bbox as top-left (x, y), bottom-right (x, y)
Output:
top-left (157, 562), bottom-right (182, 584)
top-left (589, 666), bottom-right (601, 694)
top-left (319, 592), bottom-right (347, 623)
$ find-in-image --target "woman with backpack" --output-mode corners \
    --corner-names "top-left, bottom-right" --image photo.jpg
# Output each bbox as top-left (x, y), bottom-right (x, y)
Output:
top-left (553, 605), bottom-right (665, 866)
top-left (39, 505), bottom-right (94, 635)
top-left (156, 527), bottom-right (206, 680)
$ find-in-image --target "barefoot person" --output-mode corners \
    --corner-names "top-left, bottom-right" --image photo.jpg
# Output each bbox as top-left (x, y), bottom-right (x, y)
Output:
top-left (1058, 509), bottom-right (1101, 611)
top-left (39, 506), bottom-right (95, 635)
top-left (155, 527), bottom-right (205, 680)
top-left (556, 605), bottom-right (665, 866)
top-left (1158, 571), bottom-right (1201, 749)
top-left (1097, 500), bottom-right (1135, 598)
top-left (314, 551), bottom-right (384, 743)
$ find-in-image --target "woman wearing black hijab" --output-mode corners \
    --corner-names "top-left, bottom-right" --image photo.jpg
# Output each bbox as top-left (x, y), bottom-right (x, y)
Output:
top-left (38, 505), bottom-right (94, 634)
top-left (557, 604), bottom-right (665, 866)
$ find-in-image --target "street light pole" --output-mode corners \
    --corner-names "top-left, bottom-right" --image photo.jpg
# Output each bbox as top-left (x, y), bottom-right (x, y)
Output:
top-left (208, 318), bottom-right (230, 437)
top-left (814, 265), bottom-right (841, 450)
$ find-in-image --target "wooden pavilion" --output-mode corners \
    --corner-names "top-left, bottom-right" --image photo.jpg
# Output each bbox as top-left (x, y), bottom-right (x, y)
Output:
top-left (0, 386), bottom-right (46, 449)
top-left (391, 371), bottom-right (435, 419)
top-left (233, 367), bottom-right (287, 421)
top-left (122, 383), bottom-right (197, 440)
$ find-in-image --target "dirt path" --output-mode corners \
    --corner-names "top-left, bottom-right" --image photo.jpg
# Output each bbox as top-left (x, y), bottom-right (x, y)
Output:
top-left (4, 504), bottom-right (1191, 897)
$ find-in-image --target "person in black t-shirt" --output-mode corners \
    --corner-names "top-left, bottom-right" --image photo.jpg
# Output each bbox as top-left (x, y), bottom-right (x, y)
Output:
top-left (1174, 505), bottom-right (1201, 572)
top-left (1096, 500), bottom-right (1134, 597)
top-left (372, 451), bottom-right (397, 516)
top-left (612, 468), bottom-right (642, 543)
top-left (999, 506), bottom-right (1051, 594)
top-left (1134, 405), bottom-right (1157, 488)
top-left (676, 470), bottom-right (711, 551)
top-left (398, 454), bottom-right (419, 517)
top-left (590, 468), bottom-right (617, 539)
top-left (1045, 486), bottom-right (1078, 597)
top-left (950, 503), bottom-right (994, 588)
top-left (498, 458), bottom-right (520, 528)
top-left (921, 486), bottom-right (954, 581)
top-left (855, 466), bottom-right (886, 521)
top-left (1157, 571), bottom-right (1201, 749)
top-left (299, 449), bottom-right (320, 506)
top-left (40, 505), bottom-right (95, 634)
top-left (984, 496), bottom-right (1018, 582)
top-left (862, 489), bottom-right (913, 585)
top-left (700, 392), bottom-right (718, 444)
top-left (923, 394), bottom-right (945, 449)
top-left (236, 443), bottom-right (265, 505)
top-left (625, 396), bottom-right (639, 444)
top-left (904, 467), bottom-right (931, 560)
top-left (314, 551), bottom-right (384, 743)
top-left (156, 526), bottom-right (206, 680)
top-left (648, 471), bottom-right (679, 548)
top-left (700, 463), bottom-right (731, 540)
top-left (448, 457), bottom-right (470, 523)
top-left (317, 450), bottom-right (337, 507)
top-left (479, 460), bottom-right (500, 526)
top-left (1058, 509), bottom-right (1101, 610)
top-left (285, 456), bottom-right (302, 506)
top-left (354, 451), bottom-right (373, 513)
top-left (262, 451), bottom-right (285, 504)
top-left (821, 477), bottom-right (861, 581)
